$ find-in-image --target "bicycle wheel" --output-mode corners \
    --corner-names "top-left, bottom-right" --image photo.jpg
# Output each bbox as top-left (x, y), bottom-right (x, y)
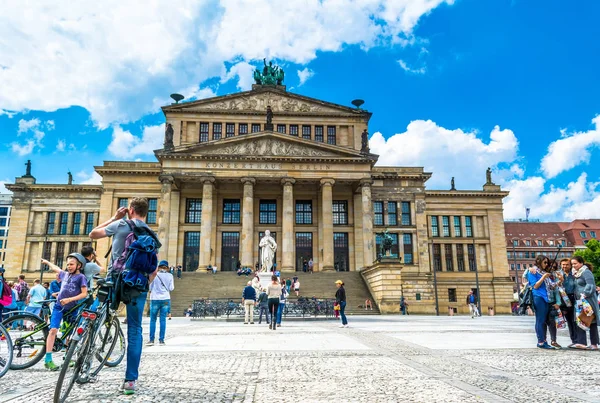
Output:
top-left (90, 316), bottom-right (121, 376)
top-left (0, 323), bottom-right (14, 378)
top-left (103, 319), bottom-right (125, 367)
top-left (54, 326), bottom-right (90, 403)
top-left (2, 313), bottom-right (48, 370)
top-left (77, 309), bottom-right (108, 382)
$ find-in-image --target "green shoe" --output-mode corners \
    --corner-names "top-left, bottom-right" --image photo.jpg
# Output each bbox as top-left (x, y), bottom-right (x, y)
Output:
top-left (45, 361), bottom-right (60, 371)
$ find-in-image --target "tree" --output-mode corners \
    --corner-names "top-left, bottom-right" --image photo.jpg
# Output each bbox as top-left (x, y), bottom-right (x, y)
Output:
top-left (573, 239), bottom-right (600, 286)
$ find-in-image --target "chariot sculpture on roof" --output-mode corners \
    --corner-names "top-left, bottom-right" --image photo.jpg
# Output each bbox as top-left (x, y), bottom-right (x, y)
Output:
top-left (253, 58), bottom-right (285, 85)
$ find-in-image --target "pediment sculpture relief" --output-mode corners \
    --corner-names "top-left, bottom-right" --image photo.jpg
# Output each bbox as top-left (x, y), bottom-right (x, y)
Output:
top-left (190, 93), bottom-right (342, 113)
top-left (198, 138), bottom-right (338, 157)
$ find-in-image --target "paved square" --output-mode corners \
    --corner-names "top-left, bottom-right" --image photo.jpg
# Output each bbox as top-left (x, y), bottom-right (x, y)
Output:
top-left (2, 315), bottom-right (600, 402)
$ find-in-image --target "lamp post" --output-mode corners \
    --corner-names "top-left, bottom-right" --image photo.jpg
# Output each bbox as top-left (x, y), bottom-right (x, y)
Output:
top-left (39, 236), bottom-right (48, 283)
top-left (429, 240), bottom-right (439, 316)
top-left (472, 238), bottom-right (481, 315)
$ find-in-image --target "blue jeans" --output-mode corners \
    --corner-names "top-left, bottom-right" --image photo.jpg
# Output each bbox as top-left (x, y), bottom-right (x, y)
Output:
top-left (149, 300), bottom-right (170, 342)
top-left (532, 295), bottom-right (549, 344)
top-left (125, 292), bottom-right (147, 382)
top-left (276, 302), bottom-right (285, 324)
top-left (339, 301), bottom-right (348, 325)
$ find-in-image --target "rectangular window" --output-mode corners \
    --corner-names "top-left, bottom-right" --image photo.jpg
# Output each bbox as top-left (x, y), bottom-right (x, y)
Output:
top-left (513, 240), bottom-right (518, 247)
top-left (295, 201), bottom-right (312, 225)
top-left (213, 123), bottom-right (222, 140)
top-left (525, 251), bottom-right (530, 258)
top-left (259, 200), bottom-right (277, 225)
top-left (465, 216), bottom-right (473, 237)
top-left (55, 242), bottom-right (65, 268)
top-left (118, 198), bottom-right (128, 209)
top-left (0, 230), bottom-right (5, 237)
top-left (448, 288), bottom-right (457, 303)
top-left (69, 242), bottom-right (79, 254)
top-left (327, 126), bottom-right (336, 145)
top-left (251, 123), bottom-right (261, 133)
top-left (147, 198), bottom-right (158, 225)
top-left (199, 122), bottom-right (209, 142)
top-left (525, 240), bottom-right (531, 246)
top-left (548, 240), bottom-right (554, 246)
top-left (468, 244), bottom-right (476, 271)
top-left (185, 198), bottom-right (202, 224)
top-left (537, 240), bottom-right (542, 246)
top-left (58, 212), bottom-right (68, 235)
top-left (315, 125), bottom-right (324, 142)
top-left (72, 212), bottom-right (81, 235)
top-left (401, 202), bottom-right (411, 226)
top-left (561, 239), bottom-right (566, 246)
top-left (0, 218), bottom-right (6, 227)
top-left (226, 123), bottom-right (235, 138)
top-left (302, 125), bottom-right (311, 139)
top-left (388, 202), bottom-right (397, 226)
top-left (456, 244), bottom-right (465, 271)
top-left (373, 202), bottom-right (384, 226)
top-left (277, 124), bottom-right (286, 134)
top-left (442, 216), bottom-right (450, 237)
top-left (445, 244), bottom-right (454, 271)
top-left (332, 201), bottom-right (348, 225)
top-left (183, 231), bottom-right (200, 272)
top-left (223, 199), bottom-right (241, 224)
top-left (453, 216), bottom-right (461, 237)
top-left (238, 123), bottom-right (248, 135)
top-left (43, 241), bottom-right (52, 261)
top-left (403, 233), bottom-right (413, 264)
top-left (431, 216), bottom-right (439, 237)
top-left (0, 207), bottom-right (8, 216)
top-left (85, 213), bottom-right (95, 234)
top-left (433, 244), bottom-right (442, 271)
top-left (289, 124), bottom-right (298, 136)
top-left (580, 231), bottom-right (587, 238)
top-left (0, 240), bottom-right (2, 248)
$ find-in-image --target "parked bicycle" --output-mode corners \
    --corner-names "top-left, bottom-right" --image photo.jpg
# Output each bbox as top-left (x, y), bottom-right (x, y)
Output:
top-left (0, 321), bottom-right (13, 378)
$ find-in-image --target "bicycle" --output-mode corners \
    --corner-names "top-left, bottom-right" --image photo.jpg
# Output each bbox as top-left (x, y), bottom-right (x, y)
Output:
top-left (0, 321), bottom-right (13, 378)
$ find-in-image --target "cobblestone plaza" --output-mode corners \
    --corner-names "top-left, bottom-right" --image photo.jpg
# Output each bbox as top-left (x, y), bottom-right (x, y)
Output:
top-left (2, 315), bottom-right (600, 402)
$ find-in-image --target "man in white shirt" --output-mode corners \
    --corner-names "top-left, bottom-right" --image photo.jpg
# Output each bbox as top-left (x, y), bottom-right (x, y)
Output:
top-left (147, 260), bottom-right (174, 346)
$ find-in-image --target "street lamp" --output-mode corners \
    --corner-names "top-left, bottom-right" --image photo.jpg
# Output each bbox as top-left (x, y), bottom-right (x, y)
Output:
top-left (39, 236), bottom-right (48, 283)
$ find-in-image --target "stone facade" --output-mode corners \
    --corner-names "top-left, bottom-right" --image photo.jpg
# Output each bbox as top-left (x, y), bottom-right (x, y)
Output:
top-left (4, 84), bottom-right (513, 313)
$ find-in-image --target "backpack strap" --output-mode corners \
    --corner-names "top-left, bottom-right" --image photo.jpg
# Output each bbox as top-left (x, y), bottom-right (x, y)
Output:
top-left (104, 219), bottom-right (136, 259)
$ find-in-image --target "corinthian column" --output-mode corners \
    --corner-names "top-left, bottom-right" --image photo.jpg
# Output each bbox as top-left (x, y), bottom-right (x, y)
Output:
top-left (360, 179), bottom-right (374, 267)
top-left (320, 178), bottom-right (335, 271)
top-left (241, 177), bottom-right (255, 268)
top-left (198, 177), bottom-right (215, 269)
top-left (281, 177), bottom-right (296, 272)
top-left (157, 175), bottom-right (174, 259)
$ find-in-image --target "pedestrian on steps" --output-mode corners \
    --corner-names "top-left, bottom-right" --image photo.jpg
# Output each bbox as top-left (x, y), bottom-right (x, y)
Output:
top-left (335, 280), bottom-right (348, 328)
top-left (267, 275), bottom-right (280, 330)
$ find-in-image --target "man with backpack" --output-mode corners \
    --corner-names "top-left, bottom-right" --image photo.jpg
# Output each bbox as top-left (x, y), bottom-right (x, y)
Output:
top-left (15, 274), bottom-right (29, 313)
top-left (90, 197), bottom-right (159, 396)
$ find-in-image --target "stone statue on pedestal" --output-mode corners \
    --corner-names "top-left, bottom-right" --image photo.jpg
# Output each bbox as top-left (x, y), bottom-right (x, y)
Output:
top-left (360, 129), bottom-right (370, 153)
top-left (25, 159), bottom-right (32, 176)
top-left (450, 177), bottom-right (455, 191)
top-left (259, 230), bottom-right (277, 272)
top-left (164, 123), bottom-right (174, 149)
top-left (485, 167), bottom-right (494, 185)
top-left (68, 171), bottom-right (73, 185)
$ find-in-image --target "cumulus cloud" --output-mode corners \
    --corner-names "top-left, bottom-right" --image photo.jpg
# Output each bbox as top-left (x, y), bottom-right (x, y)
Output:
top-left (56, 139), bottom-right (66, 152)
top-left (76, 170), bottom-right (102, 185)
top-left (108, 124), bottom-right (164, 159)
top-left (370, 120), bottom-right (519, 189)
top-left (397, 59), bottom-right (426, 74)
top-left (221, 61), bottom-right (256, 91)
top-left (297, 68), bottom-right (315, 86)
top-left (10, 117), bottom-right (53, 155)
top-left (0, 1), bottom-right (453, 127)
top-left (540, 115), bottom-right (600, 178)
top-left (0, 179), bottom-right (11, 194)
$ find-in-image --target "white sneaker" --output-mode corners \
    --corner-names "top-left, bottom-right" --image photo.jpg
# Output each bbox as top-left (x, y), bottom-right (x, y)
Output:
top-left (344, 324), bottom-right (350, 328)
top-left (338, 324), bottom-right (345, 328)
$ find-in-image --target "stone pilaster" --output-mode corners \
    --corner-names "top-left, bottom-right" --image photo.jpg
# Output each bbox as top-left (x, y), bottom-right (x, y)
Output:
top-left (95, 189), bottom-right (114, 268)
top-left (167, 188), bottom-right (180, 267)
top-left (320, 178), bottom-right (335, 271)
top-left (360, 179), bottom-right (374, 268)
top-left (199, 177), bottom-right (215, 270)
top-left (353, 191), bottom-right (364, 270)
top-left (240, 177), bottom-right (255, 268)
top-left (281, 177), bottom-right (296, 272)
top-left (158, 175), bottom-right (174, 260)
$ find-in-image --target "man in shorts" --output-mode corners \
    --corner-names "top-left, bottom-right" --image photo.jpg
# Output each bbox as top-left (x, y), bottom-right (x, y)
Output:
top-left (42, 254), bottom-right (88, 370)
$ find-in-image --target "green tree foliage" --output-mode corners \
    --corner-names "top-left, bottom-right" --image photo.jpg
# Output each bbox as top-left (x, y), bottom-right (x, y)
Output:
top-left (573, 239), bottom-right (600, 286)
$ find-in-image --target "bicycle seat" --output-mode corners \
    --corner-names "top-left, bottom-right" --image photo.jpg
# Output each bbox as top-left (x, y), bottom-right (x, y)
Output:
top-left (96, 278), bottom-right (114, 288)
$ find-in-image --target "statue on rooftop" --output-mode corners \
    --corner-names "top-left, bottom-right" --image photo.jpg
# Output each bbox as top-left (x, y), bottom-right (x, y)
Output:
top-left (450, 177), bottom-right (455, 191)
top-left (361, 129), bottom-right (370, 153)
top-left (164, 123), bottom-right (174, 150)
top-left (68, 171), bottom-right (73, 185)
top-left (486, 167), bottom-right (494, 185)
top-left (25, 159), bottom-right (32, 176)
top-left (253, 59), bottom-right (285, 86)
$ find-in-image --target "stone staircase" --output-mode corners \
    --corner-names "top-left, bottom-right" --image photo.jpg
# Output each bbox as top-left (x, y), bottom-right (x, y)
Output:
top-left (169, 271), bottom-right (379, 317)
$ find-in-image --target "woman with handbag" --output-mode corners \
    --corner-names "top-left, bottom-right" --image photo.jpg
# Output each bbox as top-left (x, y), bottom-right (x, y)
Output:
top-left (570, 256), bottom-right (599, 350)
top-left (525, 256), bottom-right (556, 349)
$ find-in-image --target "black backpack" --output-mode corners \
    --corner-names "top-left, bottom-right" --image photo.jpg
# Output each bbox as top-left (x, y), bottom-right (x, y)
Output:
top-left (18, 282), bottom-right (30, 301)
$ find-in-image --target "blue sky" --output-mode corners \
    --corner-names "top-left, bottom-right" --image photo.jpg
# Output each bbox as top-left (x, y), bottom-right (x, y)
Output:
top-left (1, 0), bottom-right (599, 221)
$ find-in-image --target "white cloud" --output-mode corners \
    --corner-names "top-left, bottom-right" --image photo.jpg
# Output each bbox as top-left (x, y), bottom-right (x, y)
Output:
top-left (11, 140), bottom-right (36, 156)
top-left (76, 170), bottom-right (102, 185)
top-left (297, 68), bottom-right (314, 86)
top-left (18, 118), bottom-right (41, 133)
top-left (0, 179), bottom-right (12, 194)
top-left (540, 115), bottom-right (600, 178)
top-left (369, 120), bottom-right (519, 189)
top-left (56, 139), bottom-right (66, 152)
top-left (0, 1), bottom-right (453, 126)
top-left (221, 61), bottom-right (256, 91)
top-left (397, 59), bottom-right (426, 74)
top-left (0, 109), bottom-right (17, 118)
top-left (108, 124), bottom-right (164, 159)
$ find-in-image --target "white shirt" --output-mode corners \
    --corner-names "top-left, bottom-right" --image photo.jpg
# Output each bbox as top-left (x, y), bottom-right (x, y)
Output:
top-left (149, 271), bottom-right (174, 300)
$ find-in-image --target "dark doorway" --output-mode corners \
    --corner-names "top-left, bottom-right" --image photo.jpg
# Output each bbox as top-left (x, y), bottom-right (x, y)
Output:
top-left (295, 232), bottom-right (313, 271)
top-left (221, 232), bottom-right (240, 271)
top-left (333, 232), bottom-right (349, 272)
top-left (258, 232), bottom-right (277, 270)
top-left (183, 231), bottom-right (200, 272)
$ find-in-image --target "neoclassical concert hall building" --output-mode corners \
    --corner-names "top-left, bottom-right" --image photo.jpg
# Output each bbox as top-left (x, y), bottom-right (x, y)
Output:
top-left (5, 77), bottom-right (513, 313)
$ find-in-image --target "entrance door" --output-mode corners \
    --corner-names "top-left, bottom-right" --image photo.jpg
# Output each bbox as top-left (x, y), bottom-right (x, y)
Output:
top-left (258, 232), bottom-right (277, 270)
top-left (333, 232), bottom-right (349, 271)
top-left (295, 232), bottom-right (313, 271)
top-left (183, 231), bottom-right (200, 272)
top-left (221, 232), bottom-right (240, 271)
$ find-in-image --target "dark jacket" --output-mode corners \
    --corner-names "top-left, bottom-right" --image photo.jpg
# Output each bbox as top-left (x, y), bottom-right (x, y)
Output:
top-left (242, 285), bottom-right (257, 301)
top-left (466, 294), bottom-right (477, 304)
top-left (257, 291), bottom-right (268, 307)
top-left (335, 286), bottom-right (346, 303)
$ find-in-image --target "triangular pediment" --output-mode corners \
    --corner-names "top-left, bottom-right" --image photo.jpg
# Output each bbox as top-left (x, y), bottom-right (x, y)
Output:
top-left (162, 87), bottom-right (368, 116)
top-left (159, 132), bottom-right (371, 160)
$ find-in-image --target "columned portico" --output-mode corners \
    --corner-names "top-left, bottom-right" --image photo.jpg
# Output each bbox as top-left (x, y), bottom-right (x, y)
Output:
top-left (199, 176), bottom-right (215, 269)
top-left (240, 177), bottom-right (255, 268)
top-left (320, 178), bottom-right (335, 271)
top-left (281, 177), bottom-right (296, 272)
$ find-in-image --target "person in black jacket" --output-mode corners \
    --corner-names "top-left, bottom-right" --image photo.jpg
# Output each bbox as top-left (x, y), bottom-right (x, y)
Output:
top-left (335, 280), bottom-right (348, 328)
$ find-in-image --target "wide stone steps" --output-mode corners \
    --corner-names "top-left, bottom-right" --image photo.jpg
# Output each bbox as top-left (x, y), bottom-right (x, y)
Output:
top-left (169, 271), bottom-right (379, 316)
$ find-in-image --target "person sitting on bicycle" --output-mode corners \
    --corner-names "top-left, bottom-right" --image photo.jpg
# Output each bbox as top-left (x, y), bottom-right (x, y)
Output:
top-left (41, 253), bottom-right (88, 371)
